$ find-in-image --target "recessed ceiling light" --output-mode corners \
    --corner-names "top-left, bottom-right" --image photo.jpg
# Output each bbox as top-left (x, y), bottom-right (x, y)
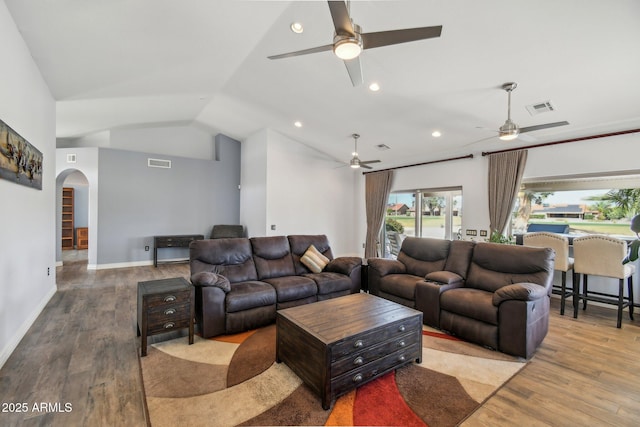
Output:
top-left (294, 121), bottom-right (302, 128)
top-left (368, 82), bottom-right (380, 92)
top-left (432, 131), bottom-right (442, 137)
top-left (290, 22), bottom-right (304, 34)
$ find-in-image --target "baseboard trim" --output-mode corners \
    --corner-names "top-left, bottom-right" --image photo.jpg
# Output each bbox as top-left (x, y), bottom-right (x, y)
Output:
top-left (0, 284), bottom-right (57, 370)
top-left (89, 260), bottom-right (154, 270)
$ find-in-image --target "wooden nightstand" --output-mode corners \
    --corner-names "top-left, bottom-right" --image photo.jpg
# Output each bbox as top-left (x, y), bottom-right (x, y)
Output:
top-left (137, 277), bottom-right (194, 357)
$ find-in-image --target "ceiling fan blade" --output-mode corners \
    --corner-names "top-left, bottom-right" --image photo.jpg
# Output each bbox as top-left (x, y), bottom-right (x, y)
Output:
top-left (328, 1), bottom-right (355, 36)
top-left (360, 163), bottom-right (373, 170)
top-left (344, 57), bottom-right (363, 86)
top-left (268, 44), bottom-right (333, 60)
top-left (362, 26), bottom-right (442, 50)
top-left (520, 121), bottom-right (569, 133)
top-left (360, 160), bottom-right (381, 165)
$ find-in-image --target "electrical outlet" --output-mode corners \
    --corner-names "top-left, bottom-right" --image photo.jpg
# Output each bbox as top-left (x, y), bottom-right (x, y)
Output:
top-left (145, 246), bottom-right (150, 251)
top-left (271, 224), bottom-right (276, 231)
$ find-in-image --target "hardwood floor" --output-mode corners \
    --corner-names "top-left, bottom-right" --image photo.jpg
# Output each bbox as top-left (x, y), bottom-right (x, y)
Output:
top-left (1, 261), bottom-right (639, 426)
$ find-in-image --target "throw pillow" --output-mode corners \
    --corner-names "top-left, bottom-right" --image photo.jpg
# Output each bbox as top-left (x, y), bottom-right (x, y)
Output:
top-left (301, 244), bottom-right (330, 273)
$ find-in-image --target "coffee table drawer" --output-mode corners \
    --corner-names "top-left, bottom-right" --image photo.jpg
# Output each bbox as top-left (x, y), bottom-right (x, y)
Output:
top-left (331, 331), bottom-right (421, 377)
top-left (331, 315), bottom-right (422, 361)
top-left (331, 343), bottom-right (420, 393)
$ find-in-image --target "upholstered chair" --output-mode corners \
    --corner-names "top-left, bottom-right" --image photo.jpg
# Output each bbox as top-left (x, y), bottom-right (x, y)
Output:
top-left (523, 231), bottom-right (575, 315)
top-left (572, 235), bottom-right (635, 328)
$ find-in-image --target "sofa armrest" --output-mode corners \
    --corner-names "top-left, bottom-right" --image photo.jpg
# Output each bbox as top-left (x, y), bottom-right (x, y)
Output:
top-left (191, 272), bottom-right (231, 293)
top-left (492, 283), bottom-right (547, 306)
top-left (425, 270), bottom-right (463, 285)
top-left (367, 258), bottom-right (406, 276)
top-left (326, 256), bottom-right (362, 276)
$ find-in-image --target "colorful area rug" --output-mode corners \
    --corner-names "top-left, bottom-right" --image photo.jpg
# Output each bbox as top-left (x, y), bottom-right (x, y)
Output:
top-left (140, 325), bottom-right (526, 427)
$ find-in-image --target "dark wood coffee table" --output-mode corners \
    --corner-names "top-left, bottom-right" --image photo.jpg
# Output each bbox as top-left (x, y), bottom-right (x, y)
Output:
top-left (276, 293), bottom-right (422, 409)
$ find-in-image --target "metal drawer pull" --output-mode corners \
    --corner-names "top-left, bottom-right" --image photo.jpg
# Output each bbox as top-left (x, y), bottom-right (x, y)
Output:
top-left (163, 322), bottom-right (175, 329)
top-left (164, 308), bottom-right (176, 315)
top-left (353, 356), bottom-right (364, 366)
top-left (352, 373), bottom-right (363, 383)
top-left (398, 340), bottom-right (406, 347)
top-left (354, 340), bottom-right (364, 348)
top-left (398, 325), bottom-right (406, 332)
top-left (164, 295), bottom-right (176, 302)
top-left (398, 355), bottom-right (406, 362)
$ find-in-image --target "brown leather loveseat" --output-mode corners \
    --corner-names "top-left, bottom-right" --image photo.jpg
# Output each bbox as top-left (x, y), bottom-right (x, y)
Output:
top-left (368, 237), bottom-right (555, 358)
top-left (189, 234), bottom-right (361, 338)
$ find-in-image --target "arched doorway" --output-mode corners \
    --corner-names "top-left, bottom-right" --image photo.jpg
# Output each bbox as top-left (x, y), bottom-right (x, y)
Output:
top-left (56, 169), bottom-right (89, 265)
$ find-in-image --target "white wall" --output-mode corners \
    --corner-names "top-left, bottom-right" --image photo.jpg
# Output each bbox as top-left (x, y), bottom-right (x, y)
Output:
top-left (241, 128), bottom-right (361, 256)
top-left (0, 2), bottom-right (56, 368)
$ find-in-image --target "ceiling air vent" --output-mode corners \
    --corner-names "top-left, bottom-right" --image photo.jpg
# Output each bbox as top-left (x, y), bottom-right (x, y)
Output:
top-left (375, 144), bottom-right (391, 151)
top-left (526, 100), bottom-right (556, 116)
top-left (66, 153), bottom-right (77, 163)
top-left (148, 158), bottom-right (171, 169)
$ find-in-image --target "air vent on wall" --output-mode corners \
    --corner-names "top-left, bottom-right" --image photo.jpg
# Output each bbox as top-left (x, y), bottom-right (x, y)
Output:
top-left (66, 153), bottom-right (77, 163)
top-left (526, 101), bottom-right (556, 116)
top-left (148, 158), bottom-right (171, 169)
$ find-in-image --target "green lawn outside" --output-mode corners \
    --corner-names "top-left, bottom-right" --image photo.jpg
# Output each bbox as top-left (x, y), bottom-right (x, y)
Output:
top-left (388, 216), bottom-right (635, 236)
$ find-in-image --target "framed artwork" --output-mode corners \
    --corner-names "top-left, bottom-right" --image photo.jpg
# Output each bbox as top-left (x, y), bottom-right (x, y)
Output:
top-left (0, 118), bottom-right (43, 190)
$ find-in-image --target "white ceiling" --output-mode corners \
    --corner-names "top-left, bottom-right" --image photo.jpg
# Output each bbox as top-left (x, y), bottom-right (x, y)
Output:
top-left (6, 0), bottom-right (640, 170)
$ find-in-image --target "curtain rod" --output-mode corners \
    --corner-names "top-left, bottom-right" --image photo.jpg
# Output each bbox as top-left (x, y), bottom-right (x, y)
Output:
top-left (363, 154), bottom-right (473, 175)
top-left (481, 128), bottom-right (640, 156)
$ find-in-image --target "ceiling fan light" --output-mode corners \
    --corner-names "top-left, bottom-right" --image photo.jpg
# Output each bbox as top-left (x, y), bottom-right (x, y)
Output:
top-left (334, 38), bottom-right (362, 60)
top-left (498, 119), bottom-right (519, 141)
top-left (350, 156), bottom-right (361, 168)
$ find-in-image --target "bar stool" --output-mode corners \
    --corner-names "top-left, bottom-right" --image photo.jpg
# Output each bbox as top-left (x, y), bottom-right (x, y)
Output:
top-left (573, 235), bottom-right (635, 328)
top-left (523, 231), bottom-right (574, 315)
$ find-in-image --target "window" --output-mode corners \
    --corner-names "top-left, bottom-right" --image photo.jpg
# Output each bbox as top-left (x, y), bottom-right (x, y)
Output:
top-left (384, 188), bottom-right (462, 258)
top-left (512, 173), bottom-right (640, 238)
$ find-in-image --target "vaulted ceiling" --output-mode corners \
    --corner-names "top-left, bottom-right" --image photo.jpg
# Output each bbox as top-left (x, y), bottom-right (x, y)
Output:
top-left (6, 0), bottom-right (640, 170)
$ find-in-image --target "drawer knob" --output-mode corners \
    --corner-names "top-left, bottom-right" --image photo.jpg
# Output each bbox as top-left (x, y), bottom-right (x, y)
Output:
top-left (353, 356), bottom-right (364, 366)
top-left (163, 322), bottom-right (175, 329)
top-left (164, 308), bottom-right (176, 315)
top-left (398, 325), bottom-right (406, 332)
top-left (352, 373), bottom-right (363, 383)
top-left (398, 340), bottom-right (406, 347)
top-left (164, 295), bottom-right (176, 302)
top-left (398, 355), bottom-right (406, 362)
top-left (354, 340), bottom-right (364, 348)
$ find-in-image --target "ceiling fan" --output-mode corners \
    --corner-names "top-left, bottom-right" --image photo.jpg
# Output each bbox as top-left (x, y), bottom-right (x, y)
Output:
top-left (496, 82), bottom-right (569, 141)
top-left (268, 1), bottom-right (442, 86)
top-left (349, 133), bottom-right (380, 169)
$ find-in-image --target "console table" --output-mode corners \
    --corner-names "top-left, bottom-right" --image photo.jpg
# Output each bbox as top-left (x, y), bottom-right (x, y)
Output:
top-left (153, 234), bottom-right (204, 267)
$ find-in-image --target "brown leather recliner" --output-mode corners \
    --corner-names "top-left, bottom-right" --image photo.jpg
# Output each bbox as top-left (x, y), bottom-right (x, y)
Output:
top-left (368, 238), bottom-right (554, 359)
top-left (190, 235), bottom-right (362, 338)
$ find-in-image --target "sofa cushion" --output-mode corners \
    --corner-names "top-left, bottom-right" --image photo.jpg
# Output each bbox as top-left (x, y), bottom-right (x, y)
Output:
top-left (300, 245), bottom-right (330, 273)
top-left (225, 281), bottom-right (276, 313)
top-left (397, 237), bottom-right (450, 277)
top-left (190, 238), bottom-right (258, 283)
top-left (466, 242), bottom-right (555, 293)
top-left (288, 235), bottom-right (334, 275)
top-left (264, 275), bottom-right (317, 302)
top-left (250, 236), bottom-right (296, 279)
top-left (303, 272), bottom-right (352, 295)
top-left (191, 271), bottom-right (231, 292)
top-left (379, 274), bottom-right (425, 301)
top-left (440, 288), bottom-right (498, 325)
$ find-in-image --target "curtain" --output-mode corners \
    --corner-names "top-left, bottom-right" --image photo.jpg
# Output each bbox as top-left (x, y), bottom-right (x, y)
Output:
top-left (364, 170), bottom-right (393, 259)
top-left (488, 150), bottom-right (528, 236)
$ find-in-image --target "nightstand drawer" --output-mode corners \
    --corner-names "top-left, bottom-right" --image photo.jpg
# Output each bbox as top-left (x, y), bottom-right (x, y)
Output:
top-left (146, 290), bottom-right (191, 307)
top-left (147, 317), bottom-right (192, 335)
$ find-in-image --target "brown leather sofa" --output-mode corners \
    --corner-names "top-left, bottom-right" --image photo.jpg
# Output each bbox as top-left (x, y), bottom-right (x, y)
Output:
top-left (368, 237), bottom-right (555, 358)
top-left (189, 234), bottom-right (361, 338)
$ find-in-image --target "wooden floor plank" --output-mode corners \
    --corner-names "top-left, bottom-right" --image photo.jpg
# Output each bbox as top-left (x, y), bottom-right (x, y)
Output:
top-left (1, 258), bottom-right (639, 426)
